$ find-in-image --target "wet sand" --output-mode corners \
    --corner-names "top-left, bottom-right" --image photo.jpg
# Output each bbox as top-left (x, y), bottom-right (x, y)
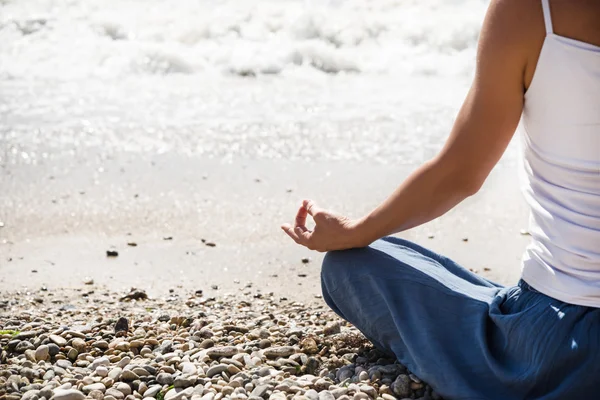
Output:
top-left (0, 153), bottom-right (530, 302)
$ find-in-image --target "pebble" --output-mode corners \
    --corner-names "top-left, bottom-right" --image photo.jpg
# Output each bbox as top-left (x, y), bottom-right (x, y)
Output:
top-left (52, 389), bottom-right (86, 400)
top-left (318, 391), bottom-right (335, 400)
top-left (207, 364), bottom-right (228, 377)
top-left (144, 385), bottom-right (162, 399)
top-left (0, 288), bottom-right (437, 400)
top-left (108, 367), bottom-right (123, 380)
top-left (120, 370), bottom-right (139, 381)
top-left (49, 334), bottom-right (68, 346)
top-left (157, 372), bottom-right (175, 385)
top-left (82, 383), bottom-right (106, 393)
top-left (391, 375), bottom-right (411, 398)
top-left (35, 344), bottom-right (49, 361)
top-left (181, 362), bottom-right (197, 375)
top-left (207, 346), bottom-right (238, 358)
top-left (263, 346), bottom-right (295, 358)
top-left (106, 388), bottom-right (125, 400)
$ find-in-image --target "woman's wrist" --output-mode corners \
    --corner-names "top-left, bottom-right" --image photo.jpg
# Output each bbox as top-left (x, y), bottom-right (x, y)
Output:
top-left (350, 214), bottom-right (380, 248)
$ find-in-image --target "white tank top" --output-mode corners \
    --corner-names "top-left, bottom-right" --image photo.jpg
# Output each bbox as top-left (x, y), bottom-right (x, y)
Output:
top-left (519, 0), bottom-right (600, 307)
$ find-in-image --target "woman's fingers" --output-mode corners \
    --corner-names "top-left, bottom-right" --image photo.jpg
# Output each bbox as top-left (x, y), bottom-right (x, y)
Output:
top-left (302, 199), bottom-right (322, 217)
top-left (294, 204), bottom-right (308, 229)
top-left (281, 223), bottom-right (301, 243)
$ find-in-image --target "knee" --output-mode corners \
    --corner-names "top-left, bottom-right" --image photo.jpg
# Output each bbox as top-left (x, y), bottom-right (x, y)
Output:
top-left (321, 249), bottom-right (353, 293)
top-left (322, 249), bottom-right (353, 278)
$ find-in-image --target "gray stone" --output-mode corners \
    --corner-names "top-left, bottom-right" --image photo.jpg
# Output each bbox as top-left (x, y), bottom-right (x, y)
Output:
top-left (323, 323), bottom-right (341, 336)
top-left (352, 394), bottom-right (369, 400)
top-left (330, 388), bottom-right (348, 399)
top-left (206, 364), bottom-right (228, 377)
top-left (120, 370), bottom-right (139, 382)
top-left (391, 375), bottom-right (410, 398)
top-left (251, 385), bottom-right (270, 398)
top-left (165, 387), bottom-right (194, 400)
top-left (206, 346), bottom-right (238, 358)
top-left (173, 376), bottom-right (194, 389)
top-left (49, 335), bottom-right (67, 347)
top-left (71, 338), bottom-right (86, 353)
top-left (47, 343), bottom-right (60, 356)
top-left (143, 385), bottom-right (162, 399)
top-left (106, 388), bottom-right (125, 400)
top-left (22, 390), bottom-right (40, 400)
top-left (15, 331), bottom-right (37, 340)
top-left (263, 347), bottom-right (295, 359)
top-left (52, 389), bottom-right (85, 400)
top-left (16, 341), bottom-right (35, 352)
top-left (156, 373), bottom-right (174, 385)
top-left (108, 367), bottom-right (122, 380)
top-left (35, 345), bottom-right (50, 361)
top-left (82, 383), bottom-right (106, 394)
top-left (117, 356), bottom-right (131, 368)
top-left (43, 370), bottom-right (56, 380)
top-left (180, 362), bottom-right (197, 375)
top-left (89, 357), bottom-right (110, 371)
top-left (115, 383), bottom-right (132, 396)
top-left (336, 367), bottom-right (354, 382)
top-left (304, 390), bottom-right (318, 400)
top-left (40, 387), bottom-right (54, 399)
top-left (96, 366), bottom-right (108, 377)
top-left (357, 371), bottom-right (369, 382)
top-left (132, 367), bottom-right (150, 377)
top-left (55, 360), bottom-right (72, 369)
top-left (358, 386), bottom-right (376, 399)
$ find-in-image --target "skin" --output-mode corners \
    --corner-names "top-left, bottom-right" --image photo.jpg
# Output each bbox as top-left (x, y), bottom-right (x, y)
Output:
top-left (281, 0), bottom-right (600, 252)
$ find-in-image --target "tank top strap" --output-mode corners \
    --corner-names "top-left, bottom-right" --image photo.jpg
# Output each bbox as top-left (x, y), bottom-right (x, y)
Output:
top-left (541, 0), bottom-right (554, 34)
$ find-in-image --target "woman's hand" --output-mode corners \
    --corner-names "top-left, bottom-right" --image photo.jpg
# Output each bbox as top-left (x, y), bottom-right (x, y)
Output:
top-left (281, 199), bottom-right (368, 252)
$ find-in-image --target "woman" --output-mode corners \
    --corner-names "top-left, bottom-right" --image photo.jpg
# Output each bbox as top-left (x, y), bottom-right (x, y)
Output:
top-left (282, 0), bottom-right (600, 399)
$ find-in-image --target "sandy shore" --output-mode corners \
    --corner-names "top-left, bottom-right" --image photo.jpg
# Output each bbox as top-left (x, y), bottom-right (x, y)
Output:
top-left (0, 152), bottom-right (530, 302)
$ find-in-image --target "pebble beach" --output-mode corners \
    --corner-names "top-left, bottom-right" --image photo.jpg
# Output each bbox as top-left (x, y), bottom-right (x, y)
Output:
top-left (0, 286), bottom-right (441, 400)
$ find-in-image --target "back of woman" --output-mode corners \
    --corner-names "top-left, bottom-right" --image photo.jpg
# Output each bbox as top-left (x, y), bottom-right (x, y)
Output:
top-left (519, 0), bottom-right (600, 308)
top-left (283, 1), bottom-right (600, 398)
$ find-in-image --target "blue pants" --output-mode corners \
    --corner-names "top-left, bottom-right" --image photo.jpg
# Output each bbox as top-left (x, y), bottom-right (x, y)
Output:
top-left (321, 237), bottom-right (600, 400)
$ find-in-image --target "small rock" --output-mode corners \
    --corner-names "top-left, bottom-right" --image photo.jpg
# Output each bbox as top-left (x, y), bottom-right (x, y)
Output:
top-left (49, 334), bottom-right (67, 347)
top-left (318, 391), bottom-right (335, 400)
top-left (251, 385), bottom-right (269, 398)
top-left (206, 364), bottom-right (228, 377)
top-left (156, 373), bottom-right (174, 385)
top-left (323, 323), bottom-right (341, 336)
top-left (71, 338), bottom-right (86, 353)
top-left (207, 346), bottom-right (238, 358)
top-left (22, 389), bottom-right (40, 400)
top-left (83, 277), bottom-right (94, 285)
top-left (263, 346), bottom-right (295, 358)
top-left (181, 362), bottom-right (197, 375)
top-left (82, 383), bottom-right (106, 394)
top-left (120, 370), bottom-right (139, 382)
top-left (391, 375), bottom-right (411, 398)
top-left (16, 341), bottom-right (35, 352)
top-left (106, 250), bottom-right (119, 257)
top-left (114, 317), bottom-right (129, 333)
top-left (106, 388), bottom-right (125, 400)
top-left (143, 385), bottom-right (162, 399)
top-left (35, 345), bottom-right (49, 361)
top-left (52, 389), bottom-right (85, 400)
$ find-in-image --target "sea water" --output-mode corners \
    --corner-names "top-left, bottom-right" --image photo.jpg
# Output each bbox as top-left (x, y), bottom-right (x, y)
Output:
top-left (0, 0), bottom-right (498, 166)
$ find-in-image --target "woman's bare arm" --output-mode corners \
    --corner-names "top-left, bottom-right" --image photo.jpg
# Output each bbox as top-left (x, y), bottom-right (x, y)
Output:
top-left (283, 0), bottom-right (538, 251)
top-left (353, 0), bottom-right (529, 245)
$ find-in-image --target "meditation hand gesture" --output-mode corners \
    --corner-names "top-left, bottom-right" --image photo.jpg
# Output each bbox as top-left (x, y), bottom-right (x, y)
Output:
top-left (281, 199), bottom-right (365, 252)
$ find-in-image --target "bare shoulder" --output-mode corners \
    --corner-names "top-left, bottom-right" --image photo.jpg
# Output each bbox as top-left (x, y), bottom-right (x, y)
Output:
top-left (477, 1), bottom-right (547, 90)
top-left (479, 0), bottom-right (544, 52)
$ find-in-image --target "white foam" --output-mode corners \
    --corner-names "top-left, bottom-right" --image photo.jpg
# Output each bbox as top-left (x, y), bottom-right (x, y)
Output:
top-left (0, 0), bottom-right (488, 79)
